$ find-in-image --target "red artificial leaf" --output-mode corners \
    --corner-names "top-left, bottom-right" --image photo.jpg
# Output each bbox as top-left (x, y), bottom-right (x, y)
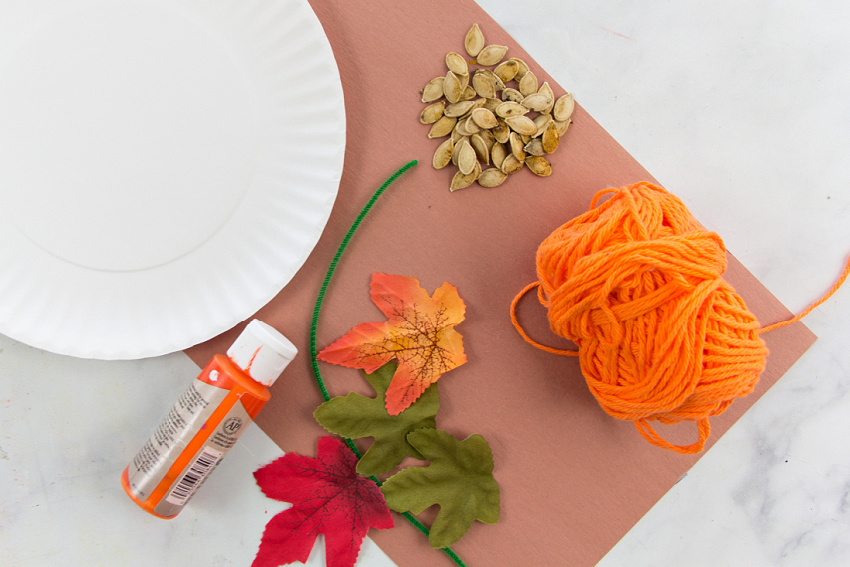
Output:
top-left (253, 436), bottom-right (394, 567)
top-left (319, 273), bottom-right (467, 415)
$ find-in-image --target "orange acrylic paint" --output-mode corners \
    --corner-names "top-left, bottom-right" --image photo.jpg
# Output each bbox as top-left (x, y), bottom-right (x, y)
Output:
top-left (121, 320), bottom-right (296, 518)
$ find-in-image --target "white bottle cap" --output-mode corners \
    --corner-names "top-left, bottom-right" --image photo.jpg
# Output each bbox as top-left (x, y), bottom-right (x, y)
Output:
top-left (226, 320), bottom-right (297, 387)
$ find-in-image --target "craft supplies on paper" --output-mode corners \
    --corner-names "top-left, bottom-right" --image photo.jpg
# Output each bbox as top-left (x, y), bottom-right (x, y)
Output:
top-left (121, 320), bottom-right (296, 518)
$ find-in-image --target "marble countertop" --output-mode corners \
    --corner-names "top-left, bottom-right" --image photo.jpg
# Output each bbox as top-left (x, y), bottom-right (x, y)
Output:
top-left (2, 1), bottom-right (848, 565)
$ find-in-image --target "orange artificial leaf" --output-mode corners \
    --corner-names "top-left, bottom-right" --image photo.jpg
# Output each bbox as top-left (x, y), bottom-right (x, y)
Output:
top-left (319, 273), bottom-right (467, 415)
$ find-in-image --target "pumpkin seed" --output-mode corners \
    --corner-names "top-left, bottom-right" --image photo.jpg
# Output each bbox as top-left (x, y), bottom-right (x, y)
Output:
top-left (444, 100), bottom-right (476, 118)
top-left (493, 118), bottom-right (510, 143)
top-left (524, 137), bottom-right (545, 157)
top-left (554, 118), bottom-right (572, 136)
top-left (493, 59), bottom-right (519, 82)
top-left (451, 135), bottom-right (468, 164)
top-left (444, 71), bottom-right (463, 103)
top-left (525, 155), bottom-right (552, 176)
top-left (471, 107), bottom-right (498, 129)
top-left (491, 142), bottom-right (508, 169)
top-left (553, 93), bottom-right (575, 122)
top-left (433, 137), bottom-right (454, 169)
top-left (482, 97), bottom-right (501, 112)
top-left (478, 167), bottom-right (508, 187)
top-left (501, 153), bottom-right (524, 174)
top-left (464, 115), bottom-right (482, 135)
top-left (541, 120), bottom-right (560, 154)
top-left (454, 117), bottom-right (476, 137)
top-left (476, 44), bottom-right (508, 66)
top-left (501, 87), bottom-right (524, 102)
top-left (509, 131), bottom-right (526, 161)
top-left (505, 115), bottom-right (537, 136)
top-left (509, 58), bottom-right (529, 78)
top-left (428, 115), bottom-right (457, 138)
top-left (518, 71), bottom-right (538, 96)
top-left (472, 70), bottom-right (498, 99)
top-left (470, 133), bottom-right (490, 164)
top-left (495, 101), bottom-right (528, 118)
top-left (521, 93), bottom-right (552, 113)
top-left (533, 113), bottom-right (553, 137)
top-left (420, 101), bottom-right (445, 124)
top-left (451, 161), bottom-right (480, 191)
top-left (446, 51), bottom-right (468, 76)
top-left (456, 139), bottom-right (477, 175)
top-left (538, 82), bottom-right (555, 114)
top-left (464, 24), bottom-right (485, 57)
top-left (478, 128), bottom-right (496, 150)
top-left (422, 77), bottom-right (445, 103)
top-left (480, 68), bottom-right (505, 91)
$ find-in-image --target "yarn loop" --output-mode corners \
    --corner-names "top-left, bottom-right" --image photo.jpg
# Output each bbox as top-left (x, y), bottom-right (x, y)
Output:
top-left (512, 182), bottom-right (770, 454)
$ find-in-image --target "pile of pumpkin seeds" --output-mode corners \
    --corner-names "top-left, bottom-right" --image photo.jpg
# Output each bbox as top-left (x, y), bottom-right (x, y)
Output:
top-left (420, 23), bottom-right (574, 191)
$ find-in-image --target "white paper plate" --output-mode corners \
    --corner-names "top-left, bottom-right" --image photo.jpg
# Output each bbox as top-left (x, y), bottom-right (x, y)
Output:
top-left (0, 0), bottom-right (345, 359)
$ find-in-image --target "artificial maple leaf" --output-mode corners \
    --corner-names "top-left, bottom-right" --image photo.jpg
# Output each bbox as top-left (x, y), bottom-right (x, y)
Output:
top-left (318, 273), bottom-right (467, 415)
top-left (380, 428), bottom-right (500, 549)
top-left (314, 361), bottom-right (440, 476)
top-left (253, 436), bottom-right (394, 567)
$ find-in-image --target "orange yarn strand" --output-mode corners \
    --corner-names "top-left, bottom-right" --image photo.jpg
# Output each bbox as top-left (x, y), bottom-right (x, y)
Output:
top-left (510, 282), bottom-right (579, 357)
top-left (758, 254), bottom-right (850, 333)
top-left (510, 182), bottom-right (849, 455)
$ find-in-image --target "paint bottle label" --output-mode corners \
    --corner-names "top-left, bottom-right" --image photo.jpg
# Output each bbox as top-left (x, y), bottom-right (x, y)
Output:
top-left (153, 396), bottom-right (252, 517)
top-left (124, 375), bottom-right (252, 516)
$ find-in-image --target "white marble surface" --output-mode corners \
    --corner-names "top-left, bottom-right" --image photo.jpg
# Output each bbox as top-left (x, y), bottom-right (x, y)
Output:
top-left (0, 341), bottom-right (395, 567)
top-left (2, 0), bottom-right (849, 566)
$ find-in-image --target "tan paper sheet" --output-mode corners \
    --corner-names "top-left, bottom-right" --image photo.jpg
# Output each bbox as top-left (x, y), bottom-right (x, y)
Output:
top-left (187, 1), bottom-right (816, 564)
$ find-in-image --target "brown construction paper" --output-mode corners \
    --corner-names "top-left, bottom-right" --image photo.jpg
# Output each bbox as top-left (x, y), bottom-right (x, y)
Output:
top-left (186, 1), bottom-right (817, 565)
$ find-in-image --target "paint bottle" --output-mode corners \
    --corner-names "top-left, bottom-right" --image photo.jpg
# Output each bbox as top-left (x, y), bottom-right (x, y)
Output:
top-left (121, 319), bottom-right (296, 519)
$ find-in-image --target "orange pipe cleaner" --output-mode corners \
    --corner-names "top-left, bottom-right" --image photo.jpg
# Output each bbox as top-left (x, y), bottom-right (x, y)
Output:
top-left (511, 181), bottom-right (850, 454)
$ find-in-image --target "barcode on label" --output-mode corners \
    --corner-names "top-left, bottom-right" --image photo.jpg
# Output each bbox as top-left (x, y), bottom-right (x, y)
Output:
top-left (165, 447), bottom-right (224, 506)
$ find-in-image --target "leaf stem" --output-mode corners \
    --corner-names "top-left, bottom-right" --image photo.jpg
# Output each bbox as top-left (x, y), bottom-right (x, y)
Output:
top-left (307, 160), bottom-right (471, 567)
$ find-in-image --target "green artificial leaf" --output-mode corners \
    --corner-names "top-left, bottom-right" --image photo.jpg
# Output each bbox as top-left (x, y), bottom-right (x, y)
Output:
top-left (314, 361), bottom-right (439, 476)
top-left (380, 429), bottom-right (500, 548)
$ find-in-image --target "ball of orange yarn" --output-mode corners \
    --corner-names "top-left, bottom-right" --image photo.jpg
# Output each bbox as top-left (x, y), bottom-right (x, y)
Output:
top-left (532, 182), bottom-right (768, 454)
